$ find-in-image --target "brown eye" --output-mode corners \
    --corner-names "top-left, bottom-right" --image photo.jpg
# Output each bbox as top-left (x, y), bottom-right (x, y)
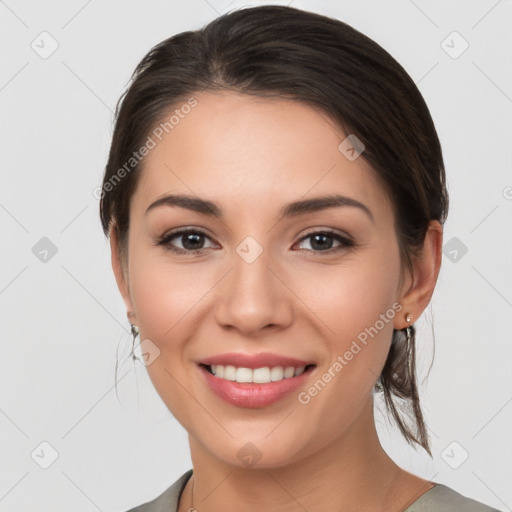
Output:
top-left (156, 229), bottom-right (216, 254)
top-left (295, 231), bottom-right (354, 254)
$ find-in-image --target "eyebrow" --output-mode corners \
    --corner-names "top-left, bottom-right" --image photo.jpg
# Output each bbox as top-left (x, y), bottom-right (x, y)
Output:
top-left (145, 193), bottom-right (375, 223)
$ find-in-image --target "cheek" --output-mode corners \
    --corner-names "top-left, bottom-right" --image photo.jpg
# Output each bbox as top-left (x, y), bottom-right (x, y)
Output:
top-left (296, 248), bottom-right (402, 374)
top-left (126, 238), bottom-right (229, 377)
top-left (125, 247), bottom-right (214, 426)
top-left (128, 251), bottom-right (212, 342)
top-left (289, 256), bottom-right (402, 435)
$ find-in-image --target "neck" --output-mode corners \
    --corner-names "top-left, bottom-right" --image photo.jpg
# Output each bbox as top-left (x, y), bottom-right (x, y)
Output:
top-left (179, 397), bottom-right (432, 512)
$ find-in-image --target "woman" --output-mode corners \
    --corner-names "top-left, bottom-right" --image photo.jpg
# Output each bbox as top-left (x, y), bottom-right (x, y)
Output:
top-left (100, 5), bottom-right (501, 512)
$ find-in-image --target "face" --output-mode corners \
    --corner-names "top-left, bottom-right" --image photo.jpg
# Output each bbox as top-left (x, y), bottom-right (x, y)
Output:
top-left (112, 91), bottom-right (427, 469)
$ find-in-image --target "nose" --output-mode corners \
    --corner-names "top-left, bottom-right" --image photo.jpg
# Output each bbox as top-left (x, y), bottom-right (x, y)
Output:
top-left (214, 246), bottom-right (294, 336)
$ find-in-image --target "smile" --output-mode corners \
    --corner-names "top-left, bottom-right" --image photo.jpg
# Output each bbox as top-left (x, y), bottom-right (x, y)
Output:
top-left (204, 364), bottom-right (313, 383)
top-left (198, 363), bottom-right (317, 408)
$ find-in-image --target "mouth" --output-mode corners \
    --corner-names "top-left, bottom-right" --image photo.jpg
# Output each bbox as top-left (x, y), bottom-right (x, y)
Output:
top-left (198, 362), bottom-right (317, 408)
top-left (199, 363), bottom-right (317, 383)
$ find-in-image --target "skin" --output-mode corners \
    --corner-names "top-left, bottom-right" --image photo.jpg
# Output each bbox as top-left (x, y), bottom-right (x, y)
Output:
top-left (111, 91), bottom-right (443, 512)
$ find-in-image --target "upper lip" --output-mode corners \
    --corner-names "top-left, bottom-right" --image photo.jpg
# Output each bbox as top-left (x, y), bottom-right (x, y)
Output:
top-left (199, 352), bottom-right (315, 369)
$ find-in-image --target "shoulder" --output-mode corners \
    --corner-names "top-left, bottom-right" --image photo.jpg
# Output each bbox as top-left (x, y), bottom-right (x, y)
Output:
top-left (124, 469), bottom-right (193, 512)
top-left (405, 482), bottom-right (502, 512)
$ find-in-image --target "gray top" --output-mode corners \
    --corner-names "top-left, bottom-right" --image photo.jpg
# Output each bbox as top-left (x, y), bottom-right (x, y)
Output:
top-left (125, 469), bottom-right (501, 512)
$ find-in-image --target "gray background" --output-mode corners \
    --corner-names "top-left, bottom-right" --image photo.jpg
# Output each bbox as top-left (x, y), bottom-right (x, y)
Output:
top-left (1, 0), bottom-right (511, 511)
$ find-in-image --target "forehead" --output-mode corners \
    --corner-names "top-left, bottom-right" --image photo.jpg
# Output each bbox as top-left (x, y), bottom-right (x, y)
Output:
top-left (132, 91), bottom-right (393, 222)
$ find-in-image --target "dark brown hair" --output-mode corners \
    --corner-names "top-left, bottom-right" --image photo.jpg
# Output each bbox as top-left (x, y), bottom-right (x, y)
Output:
top-left (100, 5), bottom-right (448, 456)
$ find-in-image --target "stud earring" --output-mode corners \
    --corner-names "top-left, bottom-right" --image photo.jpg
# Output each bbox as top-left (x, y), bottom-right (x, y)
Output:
top-left (405, 313), bottom-right (413, 345)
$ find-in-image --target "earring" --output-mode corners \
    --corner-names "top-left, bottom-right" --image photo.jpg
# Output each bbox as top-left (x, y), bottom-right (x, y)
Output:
top-left (405, 313), bottom-right (413, 345)
top-left (129, 322), bottom-right (139, 361)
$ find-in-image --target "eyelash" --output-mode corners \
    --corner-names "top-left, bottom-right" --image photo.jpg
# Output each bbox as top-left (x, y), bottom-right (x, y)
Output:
top-left (155, 228), bottom-right (355, 256)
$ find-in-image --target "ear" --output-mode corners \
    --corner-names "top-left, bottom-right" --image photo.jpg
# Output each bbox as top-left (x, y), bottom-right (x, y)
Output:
top-left (394, 220), bottom-right (443, 329)
top-left (110, 224), bottom-right (135, 318)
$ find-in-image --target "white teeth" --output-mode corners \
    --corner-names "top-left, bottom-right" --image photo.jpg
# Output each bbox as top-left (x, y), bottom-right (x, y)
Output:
top-left (283, 366), bottom-right (295, 378)
top-left (294, 366), bottom-right (305, 376)
top-left (208, 364), bottom-right (308, 383)
top-left (236, 367), bottom-right (253, 383)
top-left (270, 366), bottom-right (284, 381)
top-left (224, 365), bottom-right (236, 381)
top-left (252, 367), bottom-right (271, 383)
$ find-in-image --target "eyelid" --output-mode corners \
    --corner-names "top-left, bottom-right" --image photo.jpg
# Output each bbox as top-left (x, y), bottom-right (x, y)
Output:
top-left (159, 226), bottom-right (212, 240)
top-left (296, 227), bottom-right (353, 243)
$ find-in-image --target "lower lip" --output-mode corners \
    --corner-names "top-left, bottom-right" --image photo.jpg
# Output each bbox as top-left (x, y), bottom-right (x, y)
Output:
top-left (198, 364), bottom-right (315, 408)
